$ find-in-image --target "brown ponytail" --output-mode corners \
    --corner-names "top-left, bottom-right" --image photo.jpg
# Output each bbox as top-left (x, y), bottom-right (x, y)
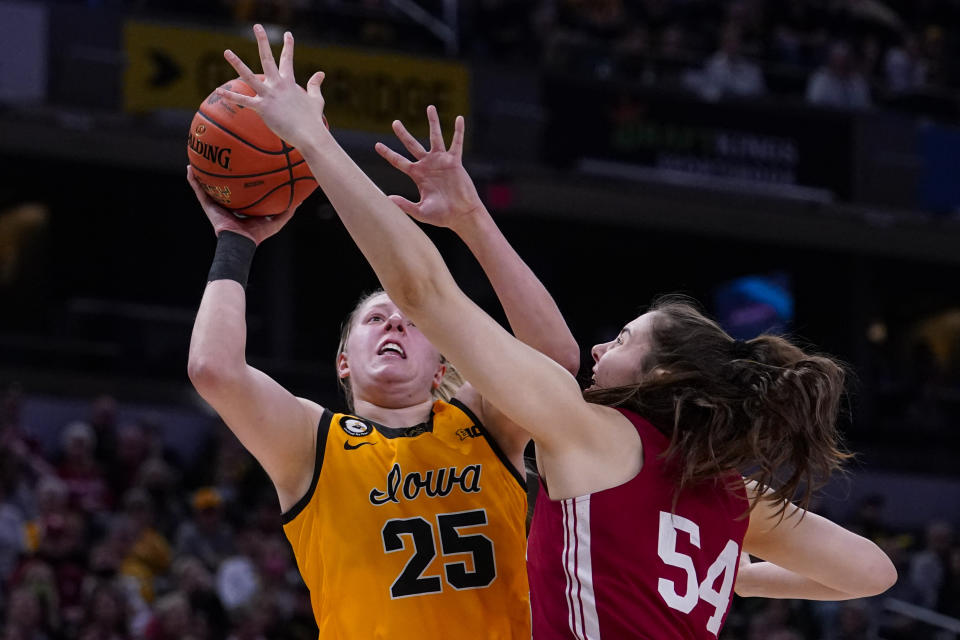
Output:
top-left (584, 296), bottom-right (851, 515)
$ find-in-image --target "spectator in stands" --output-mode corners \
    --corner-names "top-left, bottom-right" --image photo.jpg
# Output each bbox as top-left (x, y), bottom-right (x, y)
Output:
top-left (884, 33), bottom-right (928, 93)
top-left (24, 476), bottom-right (67, 554)
top-left (138, 457), bottom-right (184, 538)
top-left (77, 582), bottom-right (128, 640)
top-left (88, 395), bottom-right (118, 467)
top-left (544, 0), bottom-right (641, 78)
top-left (253, 535), bottom-right (298, 622)
top-left (909, 520), bottom-right (954, 609)
top-left (2, 586), bottom-right (48, 640)
top-left (118, 489), bottom-right (172, 604)
top-left (469, 0), bottom-right (540, 60)
top-left (226, 601), bottom-right (271, 640)
top-left (919, 25), bottom-right (955, 88)
top-left (57, 420), bottom-right (111, 513)
top-left (108, 422), bottom-right (150, 498)
top-left (7, 560), bottom-right (61, 639)
top-left (216, 527), bottom-right (261, 613)
top-left (694, 23), bottom-right (766, 100)
top-left (33, 509), bottom-right (87, 627)
top-left (806, 41), bottom-right (872, 109)
top-left (171, 554), bottom-right (229, 640)
top-left (658, 22), bottom-right (692, 65)
top-left (831, 598), bottom-right (876, 640)
top-left (0, 453), bottom-right (26, 582)
top-left (143, 590), bottom-right (193, 640)
top-left (175, 487), bottom-right (235, 571)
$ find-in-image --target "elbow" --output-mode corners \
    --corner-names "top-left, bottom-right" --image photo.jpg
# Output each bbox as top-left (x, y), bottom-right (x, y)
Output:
top-left (867, 556), bottom-right (898, 597)
top-left (558, 345), bottom-right (582, 377)
top-left (857, 547), bottom-right (898, 597)
top-left (187, 355), bottom-right (242, 396)
top-left (388, 272), bottom-right (450, 319)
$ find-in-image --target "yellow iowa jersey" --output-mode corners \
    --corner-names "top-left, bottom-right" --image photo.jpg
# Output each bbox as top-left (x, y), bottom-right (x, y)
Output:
top-left (282, 399), bottom-right (530, 639)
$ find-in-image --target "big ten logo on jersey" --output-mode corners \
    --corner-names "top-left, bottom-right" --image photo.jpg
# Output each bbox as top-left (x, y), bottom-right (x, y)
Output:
top-left (657, 511), bottom-right (740, 636)
top-left (455, 425), bottom-right (482, 441)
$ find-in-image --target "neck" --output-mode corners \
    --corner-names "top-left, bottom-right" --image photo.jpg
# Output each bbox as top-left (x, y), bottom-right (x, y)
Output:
top-left (351, 396), bottom-right (436, 429)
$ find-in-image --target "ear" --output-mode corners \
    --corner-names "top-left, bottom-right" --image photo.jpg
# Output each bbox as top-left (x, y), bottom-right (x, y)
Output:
top-left (337, 352), bottom-right (350, 380)
top-left (431, 363), bottom-right (447, 390)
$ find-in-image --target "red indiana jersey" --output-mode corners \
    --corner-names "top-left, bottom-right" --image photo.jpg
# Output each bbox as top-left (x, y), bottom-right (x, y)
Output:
top-left (527, 408), bottom-right (749, 639)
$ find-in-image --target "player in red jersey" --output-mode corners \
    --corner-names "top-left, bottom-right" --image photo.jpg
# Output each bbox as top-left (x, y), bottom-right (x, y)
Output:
top-left (524, 298), bottom-right (897, 638)
top-left (213, 27), bottom-right (898, 639)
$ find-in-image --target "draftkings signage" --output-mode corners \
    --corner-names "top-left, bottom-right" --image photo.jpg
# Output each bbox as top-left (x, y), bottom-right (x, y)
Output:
top-left (123, 20), bottom-right (470, 137)
top-left (542, 76), bottom-right (856, 199)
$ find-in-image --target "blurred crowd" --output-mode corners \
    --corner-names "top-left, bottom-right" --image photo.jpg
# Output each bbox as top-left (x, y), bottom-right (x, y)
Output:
top-left (528, 0), bottom-right (960, 109)
top-left (32, 0), bottom-right (960, 119)
top-left (104, 0), bottom-right (960, 113)
top-left (859, 330), bottom-right (960, 447)
top-left (0, 387), bottom-right (317, 640)
top-left (0, 380), bottom-right (959, 639)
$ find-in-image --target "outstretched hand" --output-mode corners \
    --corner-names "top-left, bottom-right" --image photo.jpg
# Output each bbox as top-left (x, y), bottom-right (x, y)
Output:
top-left (375, 106), bottom-right (484, 232)
top-left (217, 24), bottom-right (328, 152)
top-left (187, 166), bottom-right (294, 245)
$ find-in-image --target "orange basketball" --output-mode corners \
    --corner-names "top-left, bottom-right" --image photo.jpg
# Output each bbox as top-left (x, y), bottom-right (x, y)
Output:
top-left (187, 77), bottom-right (321, 216)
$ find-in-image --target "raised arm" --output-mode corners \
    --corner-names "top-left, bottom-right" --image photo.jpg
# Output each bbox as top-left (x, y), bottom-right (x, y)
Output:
top-left (737, 485), bottom-right (898, 600)
top-left (374, 109), bottom-right (579, 375)
top-left (214, 27), bottom-right (628, 463)
top-left (186, 168), bottom-right (321, 511)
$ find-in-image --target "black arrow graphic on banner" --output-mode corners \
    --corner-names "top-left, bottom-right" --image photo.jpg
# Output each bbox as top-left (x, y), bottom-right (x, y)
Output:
top-left (147, 49), bottom-right (182, 88)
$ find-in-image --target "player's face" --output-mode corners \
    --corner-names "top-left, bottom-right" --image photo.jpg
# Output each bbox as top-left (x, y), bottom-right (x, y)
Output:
top-left (590, 312), bottom-right (657, 389)
top-left (340, 294), bottom-right (445, 401)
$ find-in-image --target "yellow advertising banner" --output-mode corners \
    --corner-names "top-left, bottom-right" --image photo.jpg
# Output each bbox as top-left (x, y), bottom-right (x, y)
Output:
top-left (123, 21), bottom-right (470, 137)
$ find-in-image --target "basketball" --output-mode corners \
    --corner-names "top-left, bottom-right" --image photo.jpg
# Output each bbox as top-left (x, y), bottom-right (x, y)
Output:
top-left (187, 77), bottom-right (321, 216)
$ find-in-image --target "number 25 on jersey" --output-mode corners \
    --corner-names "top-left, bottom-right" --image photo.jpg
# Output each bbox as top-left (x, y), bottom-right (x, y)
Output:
top-left (657, 511), bottom-right (740, 636)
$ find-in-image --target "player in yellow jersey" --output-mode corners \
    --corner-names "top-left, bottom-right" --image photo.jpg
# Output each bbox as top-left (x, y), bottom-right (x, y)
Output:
top-left (186, 30), bottom-right (580, 637)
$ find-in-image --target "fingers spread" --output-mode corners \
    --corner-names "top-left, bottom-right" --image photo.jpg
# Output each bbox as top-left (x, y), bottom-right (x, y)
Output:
top-left (450, 115), bottom-right (465, 158)
top-left (426, 105), bottom-right (445, 152)
top-left (224, 50), bottom-right (266, 93)
top-left (215, 87), bottom-right (256, 108)
top-left (278, 31), bottom-right (296, 79)
top-left (392, 120), bottom-right (427, 159)
top-left (306, 71), bottom-right (325, 96)
top-left (375, 142), bottom-right (413, 173)
top-left (253, 24), bottom-right (280, 80)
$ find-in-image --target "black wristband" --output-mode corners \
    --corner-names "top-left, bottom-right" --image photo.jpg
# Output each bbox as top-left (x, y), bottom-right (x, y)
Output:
top-left (207, 231), bottom-right (256, 289)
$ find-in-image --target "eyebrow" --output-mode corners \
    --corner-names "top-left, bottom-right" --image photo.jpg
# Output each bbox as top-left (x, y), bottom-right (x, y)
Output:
top-left (364, 303), bottom-right (391, 313)
top-left (620, 327), bottom-right (632, 337)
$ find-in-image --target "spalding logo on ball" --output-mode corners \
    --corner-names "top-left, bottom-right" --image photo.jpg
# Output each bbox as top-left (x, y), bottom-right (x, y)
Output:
top-left (187, 77), bottom-right (327, 217)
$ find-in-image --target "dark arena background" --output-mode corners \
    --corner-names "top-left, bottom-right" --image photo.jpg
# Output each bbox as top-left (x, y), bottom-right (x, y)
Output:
top-left (2, 1), bottom-right (960, 638)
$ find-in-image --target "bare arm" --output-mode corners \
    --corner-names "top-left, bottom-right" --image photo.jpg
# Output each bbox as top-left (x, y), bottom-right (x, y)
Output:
top-left (375, 110), bottom-right (580, 375)
top-left (735, 561), bottom-right (865, 600)
top-left (186, 168), bottom-right (320, 511)
top-left (739, 484), bottom-right (898, 599)
top-left (214, 28), bottom-right (629, 464)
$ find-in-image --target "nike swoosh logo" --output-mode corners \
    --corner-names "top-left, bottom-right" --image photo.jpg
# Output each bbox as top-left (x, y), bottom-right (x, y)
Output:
top-left (344, 441), bottom-right (375, 451)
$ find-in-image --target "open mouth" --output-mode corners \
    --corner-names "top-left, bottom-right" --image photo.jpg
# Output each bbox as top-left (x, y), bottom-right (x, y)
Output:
top-left (378, 341), bottom-right (406, 359)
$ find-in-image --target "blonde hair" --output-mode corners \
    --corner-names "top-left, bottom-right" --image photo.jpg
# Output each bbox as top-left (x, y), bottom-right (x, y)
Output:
top-left (336, 289), bottom-right (463, 411)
